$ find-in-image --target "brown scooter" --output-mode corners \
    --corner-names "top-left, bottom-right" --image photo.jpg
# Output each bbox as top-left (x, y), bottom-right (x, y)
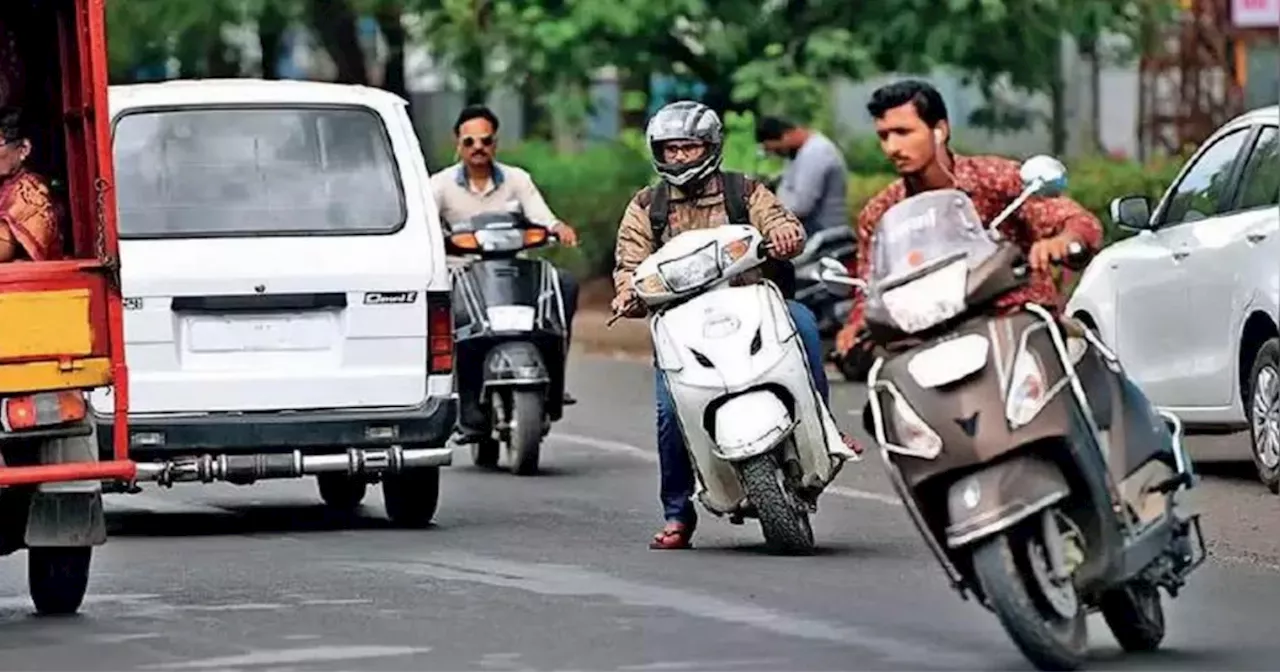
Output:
top-left (820, 156), bottom-right (1206, 671)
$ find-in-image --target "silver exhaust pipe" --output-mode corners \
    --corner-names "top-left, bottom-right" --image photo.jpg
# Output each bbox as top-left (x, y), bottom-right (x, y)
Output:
top-left (131, 446), bottom-right (453, 487)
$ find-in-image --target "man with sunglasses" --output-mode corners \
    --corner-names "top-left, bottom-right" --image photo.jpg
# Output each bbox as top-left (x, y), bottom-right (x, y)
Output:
top-left (431, 105), bottom-right (582, 415)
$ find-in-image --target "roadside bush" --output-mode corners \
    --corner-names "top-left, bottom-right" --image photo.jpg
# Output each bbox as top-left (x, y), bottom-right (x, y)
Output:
top-left (501, 133), bottom-right (1188, 279)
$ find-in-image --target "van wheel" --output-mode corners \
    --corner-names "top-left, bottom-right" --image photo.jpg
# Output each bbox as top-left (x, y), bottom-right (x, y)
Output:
top-left (29, 546), bottom-right (91, 616)
top-left (1246, 338), bottom-right (1280, 494)
top-left (382, 467), bottom-right (440, 528)
top-left (507, 390), bottom-right (544, 476)
top-left (316, 473), bottom-right (367, 512)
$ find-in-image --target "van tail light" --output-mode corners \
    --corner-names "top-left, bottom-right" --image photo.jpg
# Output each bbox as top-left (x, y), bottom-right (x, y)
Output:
top-left (426, 290), bottom-right (454, 375)
top-left (1, 391), bottom-right (87, 433)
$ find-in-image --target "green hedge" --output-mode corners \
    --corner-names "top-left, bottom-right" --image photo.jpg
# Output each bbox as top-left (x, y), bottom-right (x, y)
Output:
top-left (500, 126), bottom-right (1186, 279)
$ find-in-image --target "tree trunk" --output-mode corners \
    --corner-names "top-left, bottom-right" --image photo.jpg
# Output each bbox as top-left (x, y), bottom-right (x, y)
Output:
top-left (258, 2), bottom-right (288, 80)
top-left (375, 2), bottom-right (408, 100)
top-left (620, 67), bottom-right (650, 129)
top-left (308, 0), bottom-right (368, 84)
top-left (1049, 39), bottom-right (1067, 155)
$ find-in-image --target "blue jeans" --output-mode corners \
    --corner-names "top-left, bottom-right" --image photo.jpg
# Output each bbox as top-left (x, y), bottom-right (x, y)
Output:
top-left (655, 300), bottom-right (829, 524)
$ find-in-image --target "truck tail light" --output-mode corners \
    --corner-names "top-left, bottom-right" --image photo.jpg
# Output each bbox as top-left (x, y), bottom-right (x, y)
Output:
top-left (426, 291), bottom-right (454, 375)
top-left (1, 391), bottom-right (87, 432)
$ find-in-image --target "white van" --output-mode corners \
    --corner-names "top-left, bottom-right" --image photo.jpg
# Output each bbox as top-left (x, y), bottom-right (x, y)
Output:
top-left (92, 80), bottom-right (456, 526)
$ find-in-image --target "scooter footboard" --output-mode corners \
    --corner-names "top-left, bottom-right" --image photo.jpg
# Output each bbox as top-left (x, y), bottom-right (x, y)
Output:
top-left (943, 453), bottom-right (1070, 549)
top-left (710, 390), bottom-right (797, 462)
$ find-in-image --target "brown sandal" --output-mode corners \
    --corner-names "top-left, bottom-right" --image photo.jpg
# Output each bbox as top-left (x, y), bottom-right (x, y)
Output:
top-left (649, 522), bottom-right (695, 550)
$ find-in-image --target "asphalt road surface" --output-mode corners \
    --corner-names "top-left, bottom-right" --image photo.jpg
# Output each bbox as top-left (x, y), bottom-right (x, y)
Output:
top-left (3, 354), bottom-right (1280, 671)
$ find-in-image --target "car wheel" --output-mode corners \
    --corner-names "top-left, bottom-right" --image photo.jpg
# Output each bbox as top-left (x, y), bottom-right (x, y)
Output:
top-left (1247, 338), bottom-right (1280, 494)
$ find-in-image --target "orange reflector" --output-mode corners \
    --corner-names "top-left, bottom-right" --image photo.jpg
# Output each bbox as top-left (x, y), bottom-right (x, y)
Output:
top-left (523, 227), bottom-right (549, 247)
top-left (449, 232), bottom-right (480, 251)
top-left (1, 391), bottom-right (86, 432)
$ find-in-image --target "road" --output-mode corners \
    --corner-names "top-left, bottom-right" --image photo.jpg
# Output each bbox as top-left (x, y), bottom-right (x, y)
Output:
top-left (2, 354), bottom-right (1280, 671)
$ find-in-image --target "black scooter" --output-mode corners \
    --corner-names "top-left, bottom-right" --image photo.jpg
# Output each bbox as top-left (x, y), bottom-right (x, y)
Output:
top-left (447, 211), bottom-right (568, 476)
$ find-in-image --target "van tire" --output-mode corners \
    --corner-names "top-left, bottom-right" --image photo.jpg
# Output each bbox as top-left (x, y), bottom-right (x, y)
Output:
top-left (382, 467), bottom-right (440, 528)
top-left (29, 546), bottom-right (91, 616)
top-left (317, 473), bottom-right (367, 512)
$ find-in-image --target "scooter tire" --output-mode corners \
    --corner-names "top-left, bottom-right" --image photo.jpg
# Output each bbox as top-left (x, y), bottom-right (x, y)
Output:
top-left (1100, 581), bottom-right (1166, 652)
top-left (471, 438), bottom-right (500, 469)
top-left (508, 390), bottom-right (544, 477)
top-left (28, 546), bottom-right (91, 616)
top-left (971, 526), bottom-right (1088, 671)
top-left (737, 450), bottom-right (814, 556)
top-left (317, 473), bottom-right (368, 512)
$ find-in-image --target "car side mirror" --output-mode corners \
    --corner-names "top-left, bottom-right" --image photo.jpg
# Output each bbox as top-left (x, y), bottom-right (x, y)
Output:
top-left (1109, 195), bottom-right (1152, 231)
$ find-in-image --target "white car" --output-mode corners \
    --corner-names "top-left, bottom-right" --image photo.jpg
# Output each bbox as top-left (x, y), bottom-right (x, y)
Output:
top-left (1067, 105), bottom-right (1279, 491)
top-left (91, 80), bottom-right (456, 523)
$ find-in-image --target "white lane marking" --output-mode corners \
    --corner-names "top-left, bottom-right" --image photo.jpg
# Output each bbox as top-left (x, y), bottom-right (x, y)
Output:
top-left (138, 645), bottom-right (432, 670)
top-left (550, 433), bottom-right (900, 506)
top-left (352, 554), bottom-right (983, 668)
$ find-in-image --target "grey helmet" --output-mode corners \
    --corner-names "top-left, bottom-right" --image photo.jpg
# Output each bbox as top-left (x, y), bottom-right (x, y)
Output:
top-left (645, 101), bottom-right (723, 189)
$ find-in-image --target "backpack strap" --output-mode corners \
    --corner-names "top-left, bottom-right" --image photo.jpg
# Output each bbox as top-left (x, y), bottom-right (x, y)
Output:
top-left (648, 181), bottom-right (671, 249)
top-left (721, 171), bottom-right (750, 224)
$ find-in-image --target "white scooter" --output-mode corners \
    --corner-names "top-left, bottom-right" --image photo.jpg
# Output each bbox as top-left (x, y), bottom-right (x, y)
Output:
top-left (626, 224), bottom-right (860, 554)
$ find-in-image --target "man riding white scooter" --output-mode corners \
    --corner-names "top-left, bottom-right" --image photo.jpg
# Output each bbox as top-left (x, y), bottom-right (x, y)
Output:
top-left (610, 100), bottom-right (861, 550)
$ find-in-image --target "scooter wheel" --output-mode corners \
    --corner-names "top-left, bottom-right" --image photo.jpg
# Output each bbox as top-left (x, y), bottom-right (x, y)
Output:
top-left (737, 450), bottom-right (815, 555)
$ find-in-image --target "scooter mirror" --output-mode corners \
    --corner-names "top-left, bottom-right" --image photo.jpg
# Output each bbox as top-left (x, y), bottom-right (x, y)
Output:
top-left (1019, 155), bottom-right (1068, 197)
top-left (820, 269), bottom-right (867, 291)
top-left (819, 256), bottom-right (848, 275)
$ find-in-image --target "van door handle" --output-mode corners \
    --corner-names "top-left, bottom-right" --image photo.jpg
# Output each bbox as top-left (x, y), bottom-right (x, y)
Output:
top-left (1247, 232), bottom-right (1268, 244)
top-left (1171, 250), bottom-right (1191, 261)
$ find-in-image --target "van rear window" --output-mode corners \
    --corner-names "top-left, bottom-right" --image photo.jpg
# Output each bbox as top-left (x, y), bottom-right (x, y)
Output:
top-left (112, 106), bottom-right (406, 238)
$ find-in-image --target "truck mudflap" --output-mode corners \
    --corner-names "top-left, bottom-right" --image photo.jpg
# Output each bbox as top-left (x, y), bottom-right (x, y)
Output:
top-left (1, 428), bottom-right (109, 547)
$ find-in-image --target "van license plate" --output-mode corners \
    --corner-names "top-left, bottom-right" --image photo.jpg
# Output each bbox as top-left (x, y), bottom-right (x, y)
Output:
top-left (187, 315), bottom-right (332, 352)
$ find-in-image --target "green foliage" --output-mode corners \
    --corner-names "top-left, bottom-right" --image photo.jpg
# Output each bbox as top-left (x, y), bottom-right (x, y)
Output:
top-left (499, 135), bottom-right (1189, 278)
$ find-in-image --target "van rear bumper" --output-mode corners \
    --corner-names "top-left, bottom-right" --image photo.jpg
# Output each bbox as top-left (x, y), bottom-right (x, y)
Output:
top-left (93, 396), bottom-right (457, 460)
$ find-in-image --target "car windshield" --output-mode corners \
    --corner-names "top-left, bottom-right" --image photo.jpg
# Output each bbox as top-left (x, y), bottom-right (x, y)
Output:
top-left (868, 189), bottom-right (997, 292)
top-left (113, 106), bottom-right (406, 238)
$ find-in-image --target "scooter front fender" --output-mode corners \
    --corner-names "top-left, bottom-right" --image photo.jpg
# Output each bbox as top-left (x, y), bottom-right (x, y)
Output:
top-left (710, 390), bottom-right (797, 462)
top-left (944, 453), bottom-right (1070, 549)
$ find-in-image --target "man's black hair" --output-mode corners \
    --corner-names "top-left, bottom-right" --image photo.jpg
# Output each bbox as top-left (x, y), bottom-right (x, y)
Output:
top-left (0, 107), bottom-right (26, 144)
top-left (453, 104), bottom-right (500, 135)
top-left (754, 115), bottom-right (795, 143)
top-left (866, 80), bottom-right (949, 127)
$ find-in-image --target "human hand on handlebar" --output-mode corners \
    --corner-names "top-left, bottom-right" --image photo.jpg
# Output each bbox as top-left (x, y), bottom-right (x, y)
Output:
top-left (766, 226), bottom-right (802, 258)
top-left (551, 221), bottom-right (579, 247)
top-left (1028, 232), bottom-right (1086, 272)
top-left (610, 289), bottom-right (646, 319)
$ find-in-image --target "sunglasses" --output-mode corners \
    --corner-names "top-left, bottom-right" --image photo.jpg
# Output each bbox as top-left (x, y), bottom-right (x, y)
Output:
top-left (461, 135), bottom-right (495, 148)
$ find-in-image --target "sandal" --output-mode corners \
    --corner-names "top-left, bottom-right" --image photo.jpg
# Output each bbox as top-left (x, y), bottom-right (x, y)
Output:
top-left (840, 432), bottom-right (864, 456)
top-left (649, 521), bottom-right (695, 550)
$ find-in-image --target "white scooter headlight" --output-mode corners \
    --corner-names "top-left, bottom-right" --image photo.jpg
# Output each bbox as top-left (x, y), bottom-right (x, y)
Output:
top-left (658, 242), bottom-right (721, 293)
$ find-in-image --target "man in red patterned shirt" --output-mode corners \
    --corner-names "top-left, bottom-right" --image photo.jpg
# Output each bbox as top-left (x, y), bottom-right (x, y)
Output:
top-left (834, 80), bottom-right (1104, 358)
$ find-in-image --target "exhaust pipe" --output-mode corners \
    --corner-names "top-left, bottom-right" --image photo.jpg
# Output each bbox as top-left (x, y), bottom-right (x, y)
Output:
top-left (130, 446), bottom-right (453, 487)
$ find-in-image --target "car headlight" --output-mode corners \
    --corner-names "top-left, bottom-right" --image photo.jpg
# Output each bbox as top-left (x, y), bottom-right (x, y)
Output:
top-left (658, 242), bottom-right (721, 293)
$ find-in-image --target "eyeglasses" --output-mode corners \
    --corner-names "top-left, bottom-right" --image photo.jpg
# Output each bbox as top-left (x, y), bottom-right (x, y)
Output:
top-left (461, 135), bottom-right (495, 148)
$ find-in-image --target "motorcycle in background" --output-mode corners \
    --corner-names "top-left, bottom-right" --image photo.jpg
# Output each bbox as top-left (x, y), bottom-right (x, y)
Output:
top-left (820, 156), bottom-right (1206, 670)
top-left (448, 211), bottom-right (569, 476)
top-left (623, 224), bottom-right (859, 554)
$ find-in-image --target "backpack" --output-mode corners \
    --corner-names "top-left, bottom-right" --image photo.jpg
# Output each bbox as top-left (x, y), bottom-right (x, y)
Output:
top-left (644, 172), bottom-right (796, 299)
